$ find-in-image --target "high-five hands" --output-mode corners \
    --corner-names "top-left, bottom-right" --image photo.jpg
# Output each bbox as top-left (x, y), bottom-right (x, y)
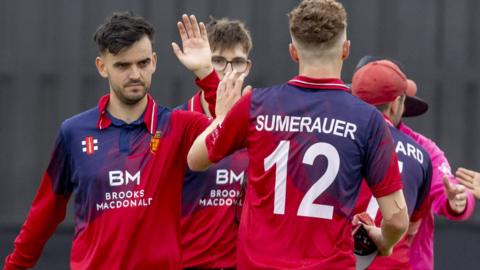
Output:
top-left (215, 71), bottom-right (252, 118)
top-left (172, 14), bottom-right (213, 79)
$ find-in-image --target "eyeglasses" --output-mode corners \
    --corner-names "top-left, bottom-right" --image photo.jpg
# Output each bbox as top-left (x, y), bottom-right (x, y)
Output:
top-left (211, 56), bottom-right (250, 72)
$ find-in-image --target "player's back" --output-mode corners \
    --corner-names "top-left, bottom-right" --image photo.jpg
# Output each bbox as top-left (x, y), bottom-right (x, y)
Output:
top-left (354, 124), bottom-right (432, 270)
top-left (238, 77), bottom-right (401, 269)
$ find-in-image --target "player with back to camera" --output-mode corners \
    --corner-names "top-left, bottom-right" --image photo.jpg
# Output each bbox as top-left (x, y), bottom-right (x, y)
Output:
top-left (186, 0), bottom-right (409, 269)
top-left (351, 59), bottom-right (433, 270)
top-left (353, 55), bottom-right (475, 270)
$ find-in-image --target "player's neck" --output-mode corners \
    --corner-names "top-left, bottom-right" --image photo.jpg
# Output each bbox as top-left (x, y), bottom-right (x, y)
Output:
top-left (298, 61), bottom-right (342, 79)
top-left (107, 94), bottom-right (148, 124)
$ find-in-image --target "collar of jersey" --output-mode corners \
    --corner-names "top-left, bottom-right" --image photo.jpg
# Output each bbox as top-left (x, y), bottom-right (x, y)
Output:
top-left (287, 76), bottom-right (350, 91)
top-left (106, 110), bottom-right (144, 127)
top-left (187, 90), bottom-right (205, 113)
top-left (96, 94), bottom-right (158, 134)
top-left (382, 113), bottom-right (395, 127)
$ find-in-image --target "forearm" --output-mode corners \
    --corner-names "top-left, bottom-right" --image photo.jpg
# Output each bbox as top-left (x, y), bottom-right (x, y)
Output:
top-left (380, 207), bottom-right (409, 248)
top-left (187, 117), bottom-right (223, 171)
top-left (441, 191), bottom-right (475, 220)
top-left (376, 190), bottom-right (409, 252)
top-left (193, 66), bottom-right (214, 81)
top-left (431, 176), bottom-right (475, 220)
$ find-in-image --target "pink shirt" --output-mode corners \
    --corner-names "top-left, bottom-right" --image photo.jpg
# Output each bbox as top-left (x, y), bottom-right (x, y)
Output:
top-left (399, 122), bottom-right (475, 270)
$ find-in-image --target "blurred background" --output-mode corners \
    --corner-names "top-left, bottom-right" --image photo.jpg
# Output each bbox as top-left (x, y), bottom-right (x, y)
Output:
top-left (1, 0), bottom-right (479, 269)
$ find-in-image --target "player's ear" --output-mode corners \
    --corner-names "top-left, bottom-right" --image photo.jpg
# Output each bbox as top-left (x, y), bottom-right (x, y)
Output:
top-left (342, 40), bottom-right (350, 61)
top-left (289, 43), bottom-right (299, 63)
top-left (95, 56), bottom-right (108, 78)
top-left (243, 59), bottom-right (252, 77)
top-left (151, 52), bottom-right (158, 73)
top-left (390, 96), bottom-right (403, 119)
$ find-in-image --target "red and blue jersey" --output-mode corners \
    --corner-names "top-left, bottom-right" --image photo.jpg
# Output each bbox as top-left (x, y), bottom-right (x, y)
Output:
top-left (205, 76), bottom-right (403, 270)
top-left (4, 94), bottom-right (210, 270)
top-left (355, 117), bottom-right (432, 270)
top-left (179, 71), bottom-right (249, 268)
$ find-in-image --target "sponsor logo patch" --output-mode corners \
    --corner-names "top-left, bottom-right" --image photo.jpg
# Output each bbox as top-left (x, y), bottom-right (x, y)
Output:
top-left (82, 136), bottom-right (98, 155)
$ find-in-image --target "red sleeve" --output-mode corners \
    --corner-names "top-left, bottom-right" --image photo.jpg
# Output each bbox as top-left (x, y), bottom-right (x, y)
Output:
top-left (4, 132), bottom-right (71, 270)
top-left (364, 111), bottom-right (403, 198)
top-left (172, 110), bottom-right (212, 149)
top-left (194, 70), bottom-right (220, 117)
top-left (206, 92), bottom-right (251, 163)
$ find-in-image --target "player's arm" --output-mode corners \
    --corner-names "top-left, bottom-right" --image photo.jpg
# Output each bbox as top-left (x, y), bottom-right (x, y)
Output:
top-left (428, 149), bottom-right (474, 219)
top-left (363, 190), bottom-right (409, 256)
top-left (172, 14), bottom-right (213, 79)
top-left (188, 72), bottom-right (250, 171)
top-left (456, 167), bottom-right (480, 200)
top-left (172, 14), bottom-right (219, 116)
top-left (4, 131), bottom-right (73, 269)
top-left (363, 111), bottom-right (409, 256)
top-left (400, 125), bottom-right (475, 219)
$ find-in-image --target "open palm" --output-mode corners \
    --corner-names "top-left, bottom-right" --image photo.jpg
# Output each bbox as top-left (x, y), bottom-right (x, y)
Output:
top-left (172, 14), bottom-right (212, 75)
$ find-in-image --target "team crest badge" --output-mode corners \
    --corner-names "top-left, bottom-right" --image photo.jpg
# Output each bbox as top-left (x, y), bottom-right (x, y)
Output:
top-left (82, 136), bottom-right (98, 155)
top-left (150, 131), bottom-right (162, 154)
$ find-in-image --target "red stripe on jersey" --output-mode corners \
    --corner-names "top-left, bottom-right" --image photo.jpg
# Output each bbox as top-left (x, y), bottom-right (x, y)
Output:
top-left (86, 136), bottom-right (94, 155)
top-left (288, 76), bottom-right (350, 91)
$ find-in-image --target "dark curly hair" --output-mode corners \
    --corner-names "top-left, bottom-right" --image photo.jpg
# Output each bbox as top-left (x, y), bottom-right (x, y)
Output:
top-left (93, 12), bottom-right (154, 55)
top-left (206, 17), bottom-right (252, 54)
top-left (288, 0), bottom-right (347, 47)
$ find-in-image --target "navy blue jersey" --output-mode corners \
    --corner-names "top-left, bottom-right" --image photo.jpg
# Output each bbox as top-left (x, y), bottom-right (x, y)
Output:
top-left (5, 94), bottom-right (211, 270)
top-left (205, 76), bottom-right (403, 269)
top-left (390, 124), bottom-right (432, 219)
top-left (355, 118), bottom-right (432, 269)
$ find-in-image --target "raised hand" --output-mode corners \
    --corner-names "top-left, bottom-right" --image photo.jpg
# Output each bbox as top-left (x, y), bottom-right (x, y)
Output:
top-left (215, 71), bottom-right (252, 118)
top-left (172, 14), bottom-right (213, 79)
top-left (442, 175), bottom-right (468, 213)
top-left (456, 167), bottom-right (480, 200)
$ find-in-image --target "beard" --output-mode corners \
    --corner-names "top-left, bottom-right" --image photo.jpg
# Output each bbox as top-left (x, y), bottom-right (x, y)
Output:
top-left (111, 79), bottom-right (149, 105)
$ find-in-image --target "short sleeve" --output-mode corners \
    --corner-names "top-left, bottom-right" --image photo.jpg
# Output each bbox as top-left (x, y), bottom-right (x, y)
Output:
top-left (173, 110), bottom-right (212, 149)
top-left (363, 111), bottom-right (403, 198)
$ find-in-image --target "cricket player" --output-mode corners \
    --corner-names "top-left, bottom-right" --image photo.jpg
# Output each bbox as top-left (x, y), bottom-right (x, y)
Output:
top-left (354, 55), bottom-right (474, 270)
top-left (400, 96), bottom-right (474, 270)
top-left (351, 59), bottom-right (433, 270)
top-left (3, 12), bottom-right (243, 270)
top-left (187, 0), bottom-right (409, 269)
top-left (173, 16), bottom-right (252, 269)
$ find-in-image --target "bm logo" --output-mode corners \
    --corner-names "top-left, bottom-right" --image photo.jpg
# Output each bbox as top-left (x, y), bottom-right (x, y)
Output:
top-left (216, 169), bottom-right (245, 185)
top-left (109, 170), bottom-right (141, 186)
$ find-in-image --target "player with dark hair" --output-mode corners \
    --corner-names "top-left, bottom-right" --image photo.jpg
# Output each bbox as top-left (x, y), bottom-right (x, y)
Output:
top-left (3, 12), bottom-right (243, 270)
top-left (187, 0), bottom-right (409, 269)
top-left (172, 15), bottom-right (252, 269)
top-left (351, 59), bottom-right (433, 270)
